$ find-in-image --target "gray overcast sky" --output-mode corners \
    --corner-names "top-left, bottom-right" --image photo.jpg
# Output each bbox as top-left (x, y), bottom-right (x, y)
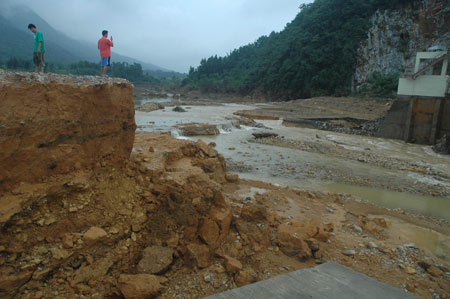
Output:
top-left (6, 0), bottom-right (311, 72)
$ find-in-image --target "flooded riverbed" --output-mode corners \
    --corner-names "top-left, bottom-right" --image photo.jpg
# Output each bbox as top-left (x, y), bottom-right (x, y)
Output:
top-left (135, 104), bottom-right (450, 219)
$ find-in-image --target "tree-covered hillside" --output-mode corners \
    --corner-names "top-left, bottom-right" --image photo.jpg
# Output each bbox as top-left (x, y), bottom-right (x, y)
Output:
top-left (183, 0), bottom-right (414, 99)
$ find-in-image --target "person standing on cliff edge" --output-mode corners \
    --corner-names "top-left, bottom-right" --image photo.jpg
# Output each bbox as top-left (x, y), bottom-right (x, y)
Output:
top-left (98, 30), bottom-right (114, 76)
top-left (28, 24), bottom-right (45, 73)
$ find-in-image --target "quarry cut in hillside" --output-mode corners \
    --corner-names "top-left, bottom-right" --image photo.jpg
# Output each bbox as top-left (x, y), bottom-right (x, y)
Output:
top-left (0, 71), bottom-right (449, 299)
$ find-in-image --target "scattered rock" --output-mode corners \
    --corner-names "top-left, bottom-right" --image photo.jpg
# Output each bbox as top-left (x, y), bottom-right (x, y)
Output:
top-left (343, 249), bottom-right (356, 256)
top-left (83, 227), bottom-right (107, 243)
top-left (252, 132), bottom-right (279, 139)
top-left (204, 273), bottom-right (213, 283)
top-left (367, 242), bottom-right (378, 249)
top-left (196, 139), bottom-right (218, 157)
top-left (118, 274), bottom-right (167, 299)
top-left (235, 268), bottom-right (258, 287)
top-left (177, 123), bottom-right (220, 136)
top-left (276, 222), bottom-right (315, 259)
top-left (199, 218), bottom-right (220, 247)
top-left (276, 220), bottom-right (333, 260)
top-left (186, 243), bottom-right (210, 268)
top-left (136, 102), bottom-right (165, 113)
top-left (71, 258), bottom-right (113, 285)
top-left (51, 248), bottom-right (72, 260)
top-left (225, 173), bottom-right (239, 183)
top-left (223, 255), bottom-right (243, 273)
top-left (137, 246), bottom-right (174, 274)
top-left (62, 234), bottom-right (74, 248)
top-left (173, 106), bottom-right (187, 112)
top-left (353, 224), bottom-right (363, 233)
top-left (404, 267), bottom-right (416, 275)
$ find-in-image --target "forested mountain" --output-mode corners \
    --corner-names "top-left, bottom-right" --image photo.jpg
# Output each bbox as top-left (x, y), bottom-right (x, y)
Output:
top-left (0, 5), bottom-right (167, 72)
top-left (183, 0), bottom-right (415, 99)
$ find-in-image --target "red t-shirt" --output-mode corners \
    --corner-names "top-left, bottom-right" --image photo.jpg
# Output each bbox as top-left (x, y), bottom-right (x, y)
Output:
top-left (98, 37), bottom-right (114, 58)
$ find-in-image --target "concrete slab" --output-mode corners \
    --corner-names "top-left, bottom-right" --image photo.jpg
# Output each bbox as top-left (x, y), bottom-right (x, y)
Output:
top-left (205, 262), bottom-right (416, 299)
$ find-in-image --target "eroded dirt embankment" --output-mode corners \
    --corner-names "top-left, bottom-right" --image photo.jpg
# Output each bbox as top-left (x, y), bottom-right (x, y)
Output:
top-left (0, 71), bottom-right (448, 299)
top-left (0, 71), bottom-right (136, 224)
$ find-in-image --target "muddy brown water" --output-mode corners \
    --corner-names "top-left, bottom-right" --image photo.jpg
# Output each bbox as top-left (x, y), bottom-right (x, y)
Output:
top-left (135, 104), bottom-right (450, 263)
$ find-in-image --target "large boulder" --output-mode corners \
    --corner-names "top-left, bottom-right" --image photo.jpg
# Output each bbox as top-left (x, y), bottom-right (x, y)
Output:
top-left (176, 123), bottom-right (220, 136)
top-left (276, 219), bottom-right (334, 260)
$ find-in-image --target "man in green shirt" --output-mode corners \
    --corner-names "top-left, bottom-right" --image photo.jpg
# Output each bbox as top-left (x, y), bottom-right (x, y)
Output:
top-left (28, 24), bottom-right (45, 73)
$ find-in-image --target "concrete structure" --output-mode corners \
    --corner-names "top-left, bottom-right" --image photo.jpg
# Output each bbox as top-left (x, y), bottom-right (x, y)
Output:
top-left (398, 51), bottom-right (449, 98)
top-left (206, 262), bottom-right (416, 299)
top-left (378, 49), bottom-right (450, 145)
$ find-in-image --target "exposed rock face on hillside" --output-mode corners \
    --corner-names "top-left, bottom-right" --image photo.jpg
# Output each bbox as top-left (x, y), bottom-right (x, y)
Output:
top-left (353, 0), bottom-right (450, 90)
top-left (0, 70), bottom-right (136, 223)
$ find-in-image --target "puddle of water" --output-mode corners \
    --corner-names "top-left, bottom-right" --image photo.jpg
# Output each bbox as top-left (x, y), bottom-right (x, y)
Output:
top-left (307, 182), bottom-right (450, 221)
top-left (388, 220), bottom-right (450, 263)
top-left (237, 174), bottom-right (450, 221)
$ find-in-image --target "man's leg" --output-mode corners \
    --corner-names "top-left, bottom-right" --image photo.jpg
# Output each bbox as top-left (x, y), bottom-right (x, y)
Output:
top-left (101, 57), bottom-right (107, 76)
top-left (33, 53), bottom-right (39, 73)
top-left (40, 53), bottom-right (45, 73)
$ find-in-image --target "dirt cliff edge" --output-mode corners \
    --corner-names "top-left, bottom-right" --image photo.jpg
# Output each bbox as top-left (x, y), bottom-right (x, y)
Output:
top-left (0, 70), bottom-right (136, 223)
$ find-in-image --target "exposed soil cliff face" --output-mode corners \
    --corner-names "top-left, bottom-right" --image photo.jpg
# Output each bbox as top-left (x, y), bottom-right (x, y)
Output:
top-left (353, 0), bottom-right (450, 90)
top-left (0, 71), bottom-right (136, 222)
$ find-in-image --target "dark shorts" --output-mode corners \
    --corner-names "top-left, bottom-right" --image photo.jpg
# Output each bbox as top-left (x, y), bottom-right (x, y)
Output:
top-left (101, 57), bottom-right (111, 67)
top-left (33, 52), bottom-right (45, 66)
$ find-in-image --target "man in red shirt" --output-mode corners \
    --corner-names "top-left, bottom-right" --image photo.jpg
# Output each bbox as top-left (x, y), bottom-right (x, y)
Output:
top-left (98, 30), bottom-right (114, 76)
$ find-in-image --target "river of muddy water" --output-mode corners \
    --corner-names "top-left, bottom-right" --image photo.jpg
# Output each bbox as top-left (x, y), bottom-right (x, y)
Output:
top-left (135, 103), bottom-right (450, 262)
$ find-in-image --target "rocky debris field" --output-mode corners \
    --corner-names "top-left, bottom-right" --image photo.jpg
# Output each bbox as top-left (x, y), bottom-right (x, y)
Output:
top-left (0, 133), bottom-right (448, 299)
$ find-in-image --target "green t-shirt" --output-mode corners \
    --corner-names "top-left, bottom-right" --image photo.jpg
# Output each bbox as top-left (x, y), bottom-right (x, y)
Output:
top-left (34, 31), bottom-right (45, 53)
